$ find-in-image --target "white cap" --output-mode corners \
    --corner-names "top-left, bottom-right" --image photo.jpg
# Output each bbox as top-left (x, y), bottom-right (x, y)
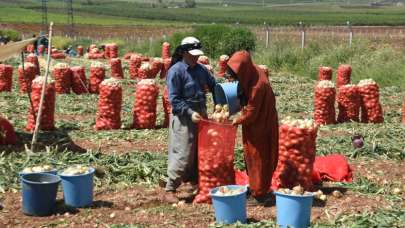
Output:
top-left (181, 36), bottom-right (204, 56)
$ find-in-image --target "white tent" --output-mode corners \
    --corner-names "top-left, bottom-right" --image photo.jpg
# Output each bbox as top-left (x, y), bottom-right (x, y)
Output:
top-left (0, 38), bottom-right (37, 61)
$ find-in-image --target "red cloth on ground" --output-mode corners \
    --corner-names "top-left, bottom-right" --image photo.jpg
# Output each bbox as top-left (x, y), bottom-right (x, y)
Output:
top-left (312, 154), bottom-right (353, 184)
top-left (227, 51), bottom-right (279, 198)
top-left (237, 154), bottom-right (353, 186)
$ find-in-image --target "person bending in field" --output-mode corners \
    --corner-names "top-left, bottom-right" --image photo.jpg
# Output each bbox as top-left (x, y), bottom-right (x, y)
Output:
top-left (226, 50), bottom-right (279, 205)
top-left (164, 37), bottom-right (216, 203)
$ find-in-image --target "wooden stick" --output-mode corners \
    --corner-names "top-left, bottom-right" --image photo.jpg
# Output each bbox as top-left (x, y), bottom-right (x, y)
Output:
top-left (31, 22), bottom-right (54, 152)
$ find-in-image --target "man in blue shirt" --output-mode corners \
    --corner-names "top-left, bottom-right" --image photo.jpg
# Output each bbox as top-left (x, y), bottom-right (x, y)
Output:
top-left (164, 37), bottom-right (216, 203)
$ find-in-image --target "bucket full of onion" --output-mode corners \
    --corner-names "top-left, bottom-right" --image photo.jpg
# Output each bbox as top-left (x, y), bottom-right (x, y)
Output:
top-left (210, 185), bottom-right (247, 224)
top-left (59, 165), bottom-right (94, 208)
top-left (275, 186), bottom-right (314, 228)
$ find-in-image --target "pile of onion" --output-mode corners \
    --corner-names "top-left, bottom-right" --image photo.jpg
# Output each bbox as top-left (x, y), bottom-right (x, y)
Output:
top-left (132, 79), bottom-right (159, 129)
top-left (95, 78), bottom-right (122, 130)
top-left (337, 84), bottom-right (360, 123)
top-left (208, 104), bottom-right (230, 123)
top-left (313, 80), bottom-right (336, 125)
top-left (18, 62), bottom-right (37, 93)
top-left (217, 55), bottom-right (229, 77)
top-left (336, 64), bottom-right (352, 88)
top-left (358, 79), bottom-right (384, 123)
top-left (272, 117), bottom-right (318, 191)
top-left (318, 66), bottom-right (332, 81)
top-left (89, 61), bottom-right (105, 94)
top-left (0, 64), bottom-right (13, 92)
top-left (26, 76), bottom-right (56, 132)
top-left (52, 62), bottom-right (72, 94)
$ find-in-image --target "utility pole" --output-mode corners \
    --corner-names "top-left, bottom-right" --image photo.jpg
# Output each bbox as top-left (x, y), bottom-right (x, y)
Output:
top-left (66, 0), bottom-right (74, 37)
top-left (41, 0), bottom-right (48, 34)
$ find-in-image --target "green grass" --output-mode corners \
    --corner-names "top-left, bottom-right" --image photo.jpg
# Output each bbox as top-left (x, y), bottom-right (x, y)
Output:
top-left (3, 0), bottom-right (405, 26)
top-left (253, 38), bottom-right (405, 89)
top-left (0, 6), bottom-right (187, 26)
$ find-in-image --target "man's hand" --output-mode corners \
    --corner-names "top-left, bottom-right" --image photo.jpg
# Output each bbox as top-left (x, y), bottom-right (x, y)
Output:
top-left (191, 112), bottom-right (202, 123)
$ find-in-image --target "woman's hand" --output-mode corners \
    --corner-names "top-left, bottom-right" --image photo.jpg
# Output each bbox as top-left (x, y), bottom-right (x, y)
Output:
top-left (232, 117), bottom-right (240, 126)
top-left (191, 112), bottom-right (202, 123)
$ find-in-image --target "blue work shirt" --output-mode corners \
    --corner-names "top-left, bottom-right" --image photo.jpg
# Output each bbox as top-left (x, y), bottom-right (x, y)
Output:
top-left (167, 61), bottom-right (216, 116)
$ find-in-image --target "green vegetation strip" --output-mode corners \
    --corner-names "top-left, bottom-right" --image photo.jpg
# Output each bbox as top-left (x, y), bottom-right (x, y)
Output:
top-left (0, 150), bottom-right (167, 193)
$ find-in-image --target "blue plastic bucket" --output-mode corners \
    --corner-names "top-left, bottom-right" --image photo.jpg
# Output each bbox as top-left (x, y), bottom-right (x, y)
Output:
top-left (21, 173), bottom-right (60, 216)
top-left (214, 82), bottom-right (241, 115)
top-left (274, 191), bottom-right (314, 228)
top-left (59, 167), bottom-right (94, 208)
top-left (210, 185), bottom-right (247, 224)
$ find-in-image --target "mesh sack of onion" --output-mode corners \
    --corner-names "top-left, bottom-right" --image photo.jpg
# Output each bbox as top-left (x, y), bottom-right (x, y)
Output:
top-left (26, 53), bottom-right (40, 76)
top-left (0, 64), bottom-right (13, 92)
top-left (313, 80), bottom-right (336, 125)
top-left (337, 84), bottom-right (360, 123)
top-left (336, 64), bottom-right (352, 88)
top-left (52, 63), bottom-right (72, 94)
top-left (132, 79), bottom-right (159, 129)
top-left (18, 63), bottom-right (36, 93)
top-left (194, 117), bottom-right (237, 204)
top-left (160, 58), bottom-right (171, 79)
top-left (272, 117), bottom-right (318, 191)
top-left (161, 42), bottom-right (171, 59)
top-left (70, 66), bottom-right (88, 94)
top-left (358, 79), bottom-right (384, 123)
top-left (318, 66), bottom-right (332, 81)
top-left (89, 61), bottom-right (105, 94)
top-left (138, 62), bottom-right (153, 79)
top-left (150, 58), bottom-right (163, 78)
top-left (95, 78), bottom-right (122, 130)
top-left (109, 58), bottom-right (124, 79)
top-left (109, 43), bottom-right (119, 58)
top-left (26, 76), bottom-right (56, 132)
top-left (129, 54), bottom-right (142, 80)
